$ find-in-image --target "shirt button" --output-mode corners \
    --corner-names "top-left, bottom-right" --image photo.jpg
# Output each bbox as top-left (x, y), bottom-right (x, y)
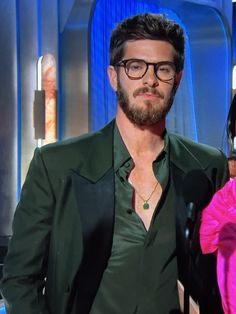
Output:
top-left (120, 176), bottom-right (125, 182)
top-left (126, 209), bottom-right (133, 214)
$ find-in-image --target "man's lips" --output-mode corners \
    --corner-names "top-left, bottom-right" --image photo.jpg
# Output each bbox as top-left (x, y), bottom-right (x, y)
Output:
top-left (133, 87), bottom-right (164, 99)
top-left (137, 92), bottom-right (161, 99)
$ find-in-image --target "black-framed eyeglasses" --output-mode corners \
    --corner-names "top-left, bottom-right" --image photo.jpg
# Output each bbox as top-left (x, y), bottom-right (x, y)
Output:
top-left (115, 59), bottom-right (176, 82)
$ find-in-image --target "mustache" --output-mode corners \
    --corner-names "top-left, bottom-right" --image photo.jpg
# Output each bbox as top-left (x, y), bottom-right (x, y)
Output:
top-left (133, 87), bottom-right (164, 98)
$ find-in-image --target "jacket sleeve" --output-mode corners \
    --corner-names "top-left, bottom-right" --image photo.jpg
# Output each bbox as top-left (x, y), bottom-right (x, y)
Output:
top-left (0, 148), bottom-right (55, 314)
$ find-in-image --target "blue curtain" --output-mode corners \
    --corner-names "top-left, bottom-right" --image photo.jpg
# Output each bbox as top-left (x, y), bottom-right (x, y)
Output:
top-left (0, 303), bottom-right (5, 314)
top-left (90, 0), bottom-right (197, 141)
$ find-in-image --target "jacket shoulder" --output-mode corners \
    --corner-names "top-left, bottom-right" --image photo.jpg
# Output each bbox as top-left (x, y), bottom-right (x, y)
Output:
top-left (37, 120), bottom-right (114, 171)
top-left (169, 132), bottom-right (226, 159)
top-left (168, 132), bottom-right (229, 186)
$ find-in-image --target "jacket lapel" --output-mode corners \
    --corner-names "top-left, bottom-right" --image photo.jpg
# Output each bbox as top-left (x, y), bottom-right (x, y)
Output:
top-left (168, 133), bottom-right (213, 289)
top-left (68, 120), bottom-right (115, 313)
top-left (169, 132), bottom-right (207, 245)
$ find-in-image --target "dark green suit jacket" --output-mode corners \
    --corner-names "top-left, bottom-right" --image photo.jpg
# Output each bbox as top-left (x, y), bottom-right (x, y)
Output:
top-left (0, 120), bottom-right (229, 314)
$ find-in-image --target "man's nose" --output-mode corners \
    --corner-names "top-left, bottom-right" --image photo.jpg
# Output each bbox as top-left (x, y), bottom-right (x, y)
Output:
top-left (142, 65), bottom-right (159, 87)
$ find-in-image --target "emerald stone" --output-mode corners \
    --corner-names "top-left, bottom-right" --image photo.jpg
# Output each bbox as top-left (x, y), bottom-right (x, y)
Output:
top-left (143, 202), bottom-right (149, 210)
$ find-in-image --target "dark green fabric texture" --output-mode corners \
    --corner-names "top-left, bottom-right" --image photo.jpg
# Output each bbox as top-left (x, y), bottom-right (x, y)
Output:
top-left (0, 120), bottom-right (229, 314)
top-left (91, 126), bottom-right (179, 314)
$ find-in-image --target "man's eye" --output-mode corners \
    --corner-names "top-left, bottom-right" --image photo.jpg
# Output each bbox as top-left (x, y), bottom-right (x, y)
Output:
top-left (159, 66), bottom-right (171, 73)
top-left (129, 63), bottom-right (144, 71)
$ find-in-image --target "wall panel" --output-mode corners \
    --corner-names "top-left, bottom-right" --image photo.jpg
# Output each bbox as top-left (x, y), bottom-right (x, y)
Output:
top-left (0, 1), bottom-right (18, 238)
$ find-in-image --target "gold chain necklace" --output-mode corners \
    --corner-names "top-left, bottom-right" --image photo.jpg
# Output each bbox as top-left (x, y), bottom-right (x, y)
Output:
top-left (129, 179), bottom-right (159, 210)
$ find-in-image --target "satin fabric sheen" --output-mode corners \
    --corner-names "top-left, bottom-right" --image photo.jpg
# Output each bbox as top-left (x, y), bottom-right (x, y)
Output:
top-left (200, 178), bottom-right (236, 314)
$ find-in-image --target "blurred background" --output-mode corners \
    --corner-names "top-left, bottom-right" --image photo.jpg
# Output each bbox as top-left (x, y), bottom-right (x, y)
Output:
top-left (0, 0), bottom-right (236, 301)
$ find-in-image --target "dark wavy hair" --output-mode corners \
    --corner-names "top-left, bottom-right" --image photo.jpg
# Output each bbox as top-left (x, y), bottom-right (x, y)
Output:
top-left (109, 13), bottom-right (185, 72)
top-left (227, 93), bottom-right (236, 151)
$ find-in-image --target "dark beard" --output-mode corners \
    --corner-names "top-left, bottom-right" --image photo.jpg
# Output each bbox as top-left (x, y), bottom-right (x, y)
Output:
top-left (116, 79), bottom-right (175, 126)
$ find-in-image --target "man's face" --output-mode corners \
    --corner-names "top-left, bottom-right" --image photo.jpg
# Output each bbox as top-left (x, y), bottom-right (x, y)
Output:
top-left (108, 39), bottom-right (182, 126)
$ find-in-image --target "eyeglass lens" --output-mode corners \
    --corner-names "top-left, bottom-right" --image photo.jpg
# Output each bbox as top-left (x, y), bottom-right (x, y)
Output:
top-left (125, 60), bottom-right (175, 81)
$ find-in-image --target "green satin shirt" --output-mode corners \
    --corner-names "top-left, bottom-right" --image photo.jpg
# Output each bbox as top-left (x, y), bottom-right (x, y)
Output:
top-left (90, 125), bottom-right (180, 314)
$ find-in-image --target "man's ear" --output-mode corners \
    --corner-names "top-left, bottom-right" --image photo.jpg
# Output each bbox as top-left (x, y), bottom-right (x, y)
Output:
top-left (173, 71), bottom-right (183, 92)
top-left (175, 71), bottom-right (182, 88)
top-left (107, 66), bottom-right (118, 91)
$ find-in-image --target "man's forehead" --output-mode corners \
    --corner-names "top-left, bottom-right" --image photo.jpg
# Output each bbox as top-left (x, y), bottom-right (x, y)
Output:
top-left (122, 39), bottom-right (176, 60)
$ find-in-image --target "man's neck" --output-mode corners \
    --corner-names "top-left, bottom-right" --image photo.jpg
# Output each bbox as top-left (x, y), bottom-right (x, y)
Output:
top-left (116, 108), bottom-right (165, 161)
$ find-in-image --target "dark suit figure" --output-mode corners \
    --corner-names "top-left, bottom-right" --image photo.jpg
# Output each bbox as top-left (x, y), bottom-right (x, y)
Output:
top-left (1, 13), bottom-right (229, 314)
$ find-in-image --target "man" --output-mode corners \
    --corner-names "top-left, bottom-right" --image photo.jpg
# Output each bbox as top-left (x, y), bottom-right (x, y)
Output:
top-left (0, 13), bottom-right (229, 314)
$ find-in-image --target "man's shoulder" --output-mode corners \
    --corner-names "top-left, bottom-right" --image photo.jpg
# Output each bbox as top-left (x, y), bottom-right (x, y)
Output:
top-left (168, 132), bottom-right (228, 173)
top-left (42, 121), bottom-right (113, 152)
top-left (38, 120), bottom-right (114, 169)
top-left (169, 132), bottom-right (224, 157)
top-left (41, 130), bottom-right (97, 153)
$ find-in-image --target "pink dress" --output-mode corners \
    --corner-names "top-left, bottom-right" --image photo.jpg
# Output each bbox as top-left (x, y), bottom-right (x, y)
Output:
top-left (200, 178), bottom-right (236, 314)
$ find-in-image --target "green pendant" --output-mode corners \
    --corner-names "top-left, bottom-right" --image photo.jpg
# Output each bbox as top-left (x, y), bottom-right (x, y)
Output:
top-left (143, 202), bottom-right (149, 210)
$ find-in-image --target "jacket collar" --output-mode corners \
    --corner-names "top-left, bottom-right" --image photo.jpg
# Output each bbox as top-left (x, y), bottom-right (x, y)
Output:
top-left (73, 120), bottom-right (115, 182)
top-left (73, 121), bottom-right (210, 182)
top-left (168, 133), bottom-right (211, 174)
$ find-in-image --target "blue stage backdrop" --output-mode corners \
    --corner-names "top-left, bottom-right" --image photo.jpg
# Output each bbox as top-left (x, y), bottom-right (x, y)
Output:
top-left (233, 3), bottom-right (236, 65)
